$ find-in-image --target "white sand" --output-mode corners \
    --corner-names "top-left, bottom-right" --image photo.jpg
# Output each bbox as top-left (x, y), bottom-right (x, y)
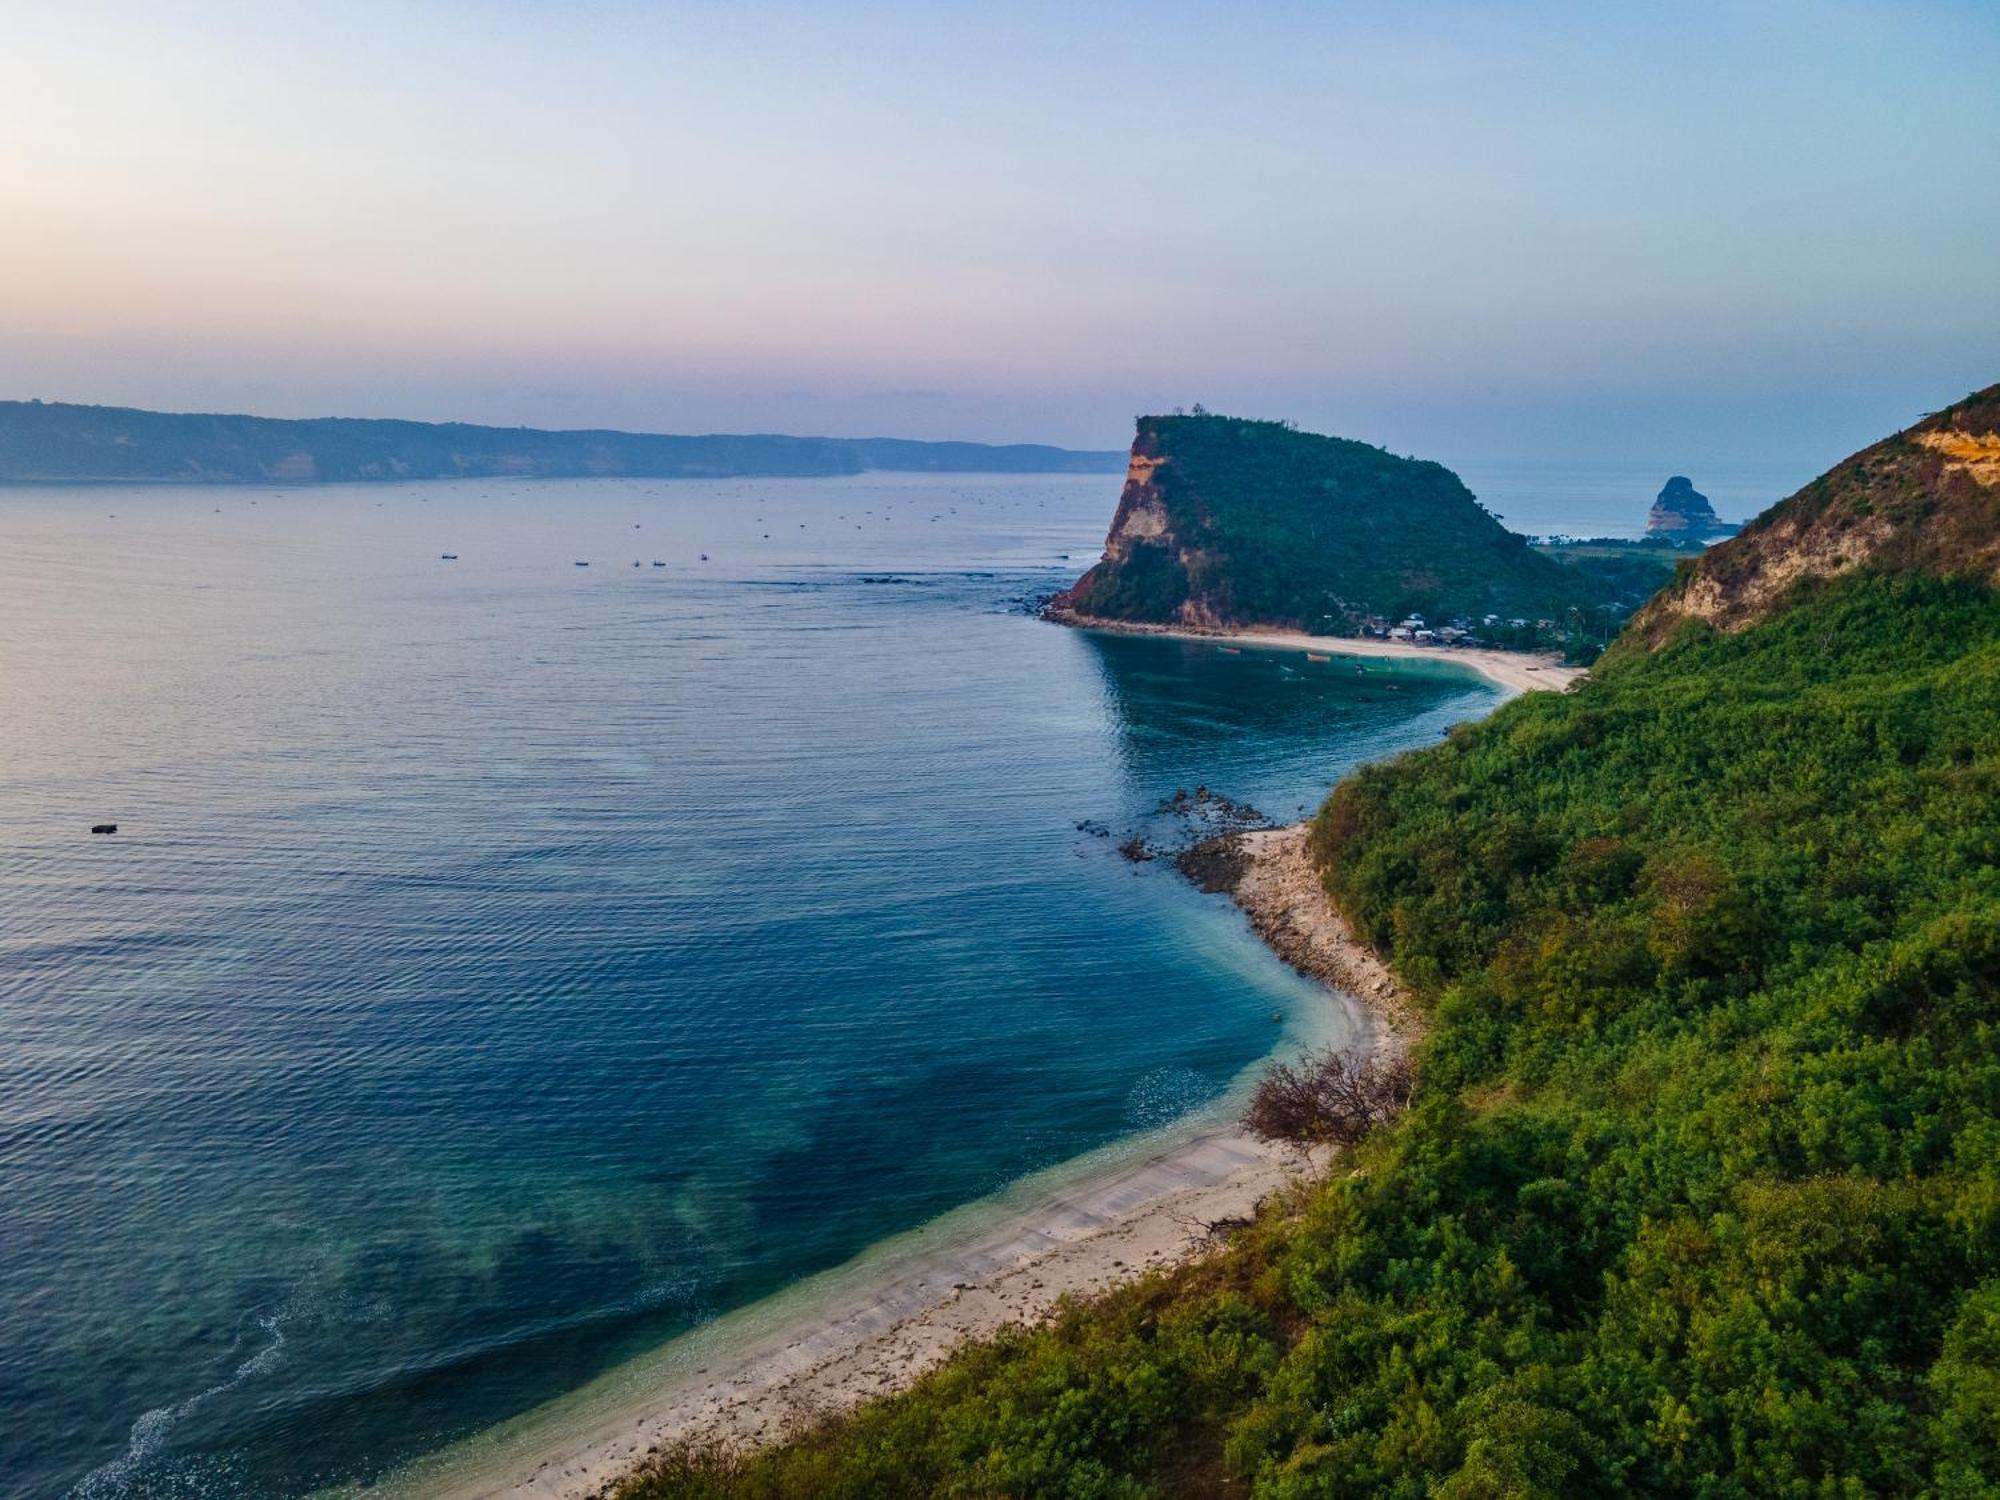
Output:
top-left (407, 1119), bottom-right (1338, 1500)
top-left (398, 834), bottom-right (1382, 1500)
top-left (1048, 607), bottom-right (1589, 698)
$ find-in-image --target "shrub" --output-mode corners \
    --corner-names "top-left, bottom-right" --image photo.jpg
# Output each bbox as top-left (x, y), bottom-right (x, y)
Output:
top-left (1242, 1047), bottom-right (1414, 1148)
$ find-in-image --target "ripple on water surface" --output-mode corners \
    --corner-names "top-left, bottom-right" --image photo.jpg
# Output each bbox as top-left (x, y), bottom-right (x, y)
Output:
top-left (0, 475), bottom-right (1497, 1499)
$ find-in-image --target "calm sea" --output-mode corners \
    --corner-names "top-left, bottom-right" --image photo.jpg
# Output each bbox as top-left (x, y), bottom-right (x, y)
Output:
top-left (0, 461), bottom-right (1779, 1498)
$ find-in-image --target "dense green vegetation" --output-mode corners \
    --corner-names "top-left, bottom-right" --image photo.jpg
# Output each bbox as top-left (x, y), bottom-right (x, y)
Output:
top-left (619, 570), bottom-right (2000, 1498)
top-left (0, 400), bottom-right (1123, 483)
top-left (1536, 537), bottom-right (1697, 604)
top-left (1518, 540), bottom-right (1715, 664)
top-left (1062, 415), bottom-right (1608, 634)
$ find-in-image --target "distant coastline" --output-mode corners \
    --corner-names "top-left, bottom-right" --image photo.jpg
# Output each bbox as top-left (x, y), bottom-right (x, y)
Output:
top-left (0, 399), bottom-right (1126, 485)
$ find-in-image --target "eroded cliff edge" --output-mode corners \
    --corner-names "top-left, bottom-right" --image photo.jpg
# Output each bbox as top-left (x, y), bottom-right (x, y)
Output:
top-left (1631, 382), bottom-right (2000, 641)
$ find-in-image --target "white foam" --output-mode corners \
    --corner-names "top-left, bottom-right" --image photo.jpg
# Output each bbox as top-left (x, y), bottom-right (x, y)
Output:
top-left (70, 1314), bottom-right (287, 1498)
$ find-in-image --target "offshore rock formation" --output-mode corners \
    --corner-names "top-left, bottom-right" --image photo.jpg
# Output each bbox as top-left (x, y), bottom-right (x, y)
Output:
top-left (1646, 475), bottom-right (1731, 537)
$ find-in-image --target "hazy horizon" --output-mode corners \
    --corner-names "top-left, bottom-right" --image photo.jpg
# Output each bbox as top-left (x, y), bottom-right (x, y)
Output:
top-left (5, 1), bottom-right (1996, 473)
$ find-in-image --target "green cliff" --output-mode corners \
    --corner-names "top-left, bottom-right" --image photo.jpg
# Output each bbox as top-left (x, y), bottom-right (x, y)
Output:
top-left (1057, 413), bottom-right (1605, 633)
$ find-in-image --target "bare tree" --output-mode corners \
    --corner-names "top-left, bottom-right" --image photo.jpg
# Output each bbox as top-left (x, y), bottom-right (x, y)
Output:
top-left (1243, 1047), bottom-right (1413, 1149)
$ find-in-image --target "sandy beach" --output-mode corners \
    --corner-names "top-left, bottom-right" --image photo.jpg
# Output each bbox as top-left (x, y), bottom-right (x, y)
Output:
top-left (413, 1123), bottom-right (1326, 1500)
top-left (1046, 606), bottom-right (1590, 697)
top-left (402, 830), bottom-right (1385, 1500)
top-left (404, 626), bottom-right (1575, 1500)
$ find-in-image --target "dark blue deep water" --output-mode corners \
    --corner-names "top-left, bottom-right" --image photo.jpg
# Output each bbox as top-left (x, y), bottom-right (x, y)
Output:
top-left (0, 474), bottom-right (1498, 1498)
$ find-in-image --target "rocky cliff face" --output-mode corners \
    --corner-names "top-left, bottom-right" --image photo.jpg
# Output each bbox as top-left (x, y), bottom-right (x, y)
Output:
top-left (1087, 446), bottom-right (1174, 569)
top-left (1629, 382), bottom-right (2000, 642)
top-left (1055, 434), bottom-right (1205, 624)
top-left (1647, 475), bottom-right (1729, 537)
top-left (1053, 413), bottom-right (1604, 632)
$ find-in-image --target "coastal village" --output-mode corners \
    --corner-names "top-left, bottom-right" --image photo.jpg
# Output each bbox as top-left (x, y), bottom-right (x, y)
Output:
top-left (1363, 612), bottom-right (1552, 647)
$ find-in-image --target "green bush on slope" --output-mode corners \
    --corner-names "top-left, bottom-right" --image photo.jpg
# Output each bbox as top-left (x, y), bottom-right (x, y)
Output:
top-left (620, 573), bottom-right (2000, 1498)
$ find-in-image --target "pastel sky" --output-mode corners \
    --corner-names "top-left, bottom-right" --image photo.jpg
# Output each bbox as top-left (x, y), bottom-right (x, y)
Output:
top-left (3, 0), bottom-right (1996, 470)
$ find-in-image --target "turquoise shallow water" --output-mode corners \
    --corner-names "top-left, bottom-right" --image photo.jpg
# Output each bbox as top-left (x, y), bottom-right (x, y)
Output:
top-left (0, 474), bottom-right (1497, 1499)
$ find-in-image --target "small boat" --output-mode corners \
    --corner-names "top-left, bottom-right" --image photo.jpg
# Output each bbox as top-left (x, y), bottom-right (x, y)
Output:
top-left (90, 823), bottom-right (117, 835)
top-left (440, 553), bottom-right (458, 560)
top-left (651, 561), bottom-right (666, 568)
top-left (1306, 653), bottom-right (1329, 662)
top-left (574, 560), bottom-right (589, 567)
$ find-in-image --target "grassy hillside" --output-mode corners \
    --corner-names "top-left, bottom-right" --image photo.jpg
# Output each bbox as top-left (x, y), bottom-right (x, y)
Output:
top-left (1632, 382), bottom-right (2000, 641)
top-left (1058, 414), bottom-right (1606, 635)
top-left (622, 568), bottom-right (2000, 1498)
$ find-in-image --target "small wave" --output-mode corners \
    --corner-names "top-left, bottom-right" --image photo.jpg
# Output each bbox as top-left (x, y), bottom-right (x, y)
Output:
top-left (70, 1313), bottom-right (288, 1499)
top-left (1123, 1066), bottom-right (1220, 1132)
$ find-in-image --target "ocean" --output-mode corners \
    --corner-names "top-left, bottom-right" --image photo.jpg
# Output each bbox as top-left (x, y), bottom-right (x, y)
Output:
top-left (0, 460), bottom-right (1789, 1497)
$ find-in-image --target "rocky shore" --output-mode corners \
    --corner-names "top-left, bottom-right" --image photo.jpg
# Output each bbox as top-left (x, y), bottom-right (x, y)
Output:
top-left (1184, 824), bottom-right (1418, 1045)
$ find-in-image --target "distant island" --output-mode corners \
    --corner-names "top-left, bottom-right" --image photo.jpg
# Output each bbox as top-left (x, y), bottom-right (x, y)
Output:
top-left (1646, 473), bottom-right (1736, 538)
top-left (1050, 411), bottom-right (1617, 653)
top-left (0, 399), bottom-right (1127, 484)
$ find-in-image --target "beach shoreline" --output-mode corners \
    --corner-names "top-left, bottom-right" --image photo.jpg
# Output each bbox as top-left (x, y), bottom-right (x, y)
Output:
top-left (1204, 824), bottom-right (1421, 1047)
top-left (405, 619), bottom-right (1576, 1500)
top-left (1043, 604), bottom-right (1589, 698)
top-left (410, 1124), bottom-right (1319, 1500)
top-left (400, 831), bottom-right (1392, 1500)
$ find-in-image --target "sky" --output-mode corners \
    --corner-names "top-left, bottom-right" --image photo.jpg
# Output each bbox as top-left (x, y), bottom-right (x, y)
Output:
top-left (2, 0), bottom-right (1996, 474)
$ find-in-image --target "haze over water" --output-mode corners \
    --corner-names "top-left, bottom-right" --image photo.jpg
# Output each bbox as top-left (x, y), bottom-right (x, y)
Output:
top-left (0, 466), bottom-right (1757, 1497)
